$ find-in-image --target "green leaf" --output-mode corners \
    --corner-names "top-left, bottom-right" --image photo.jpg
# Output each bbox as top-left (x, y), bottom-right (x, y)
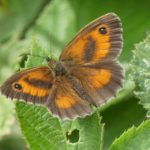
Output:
top-left (25, 39), bottom-right (50, 68)
top-left (62, 112), bottom-right (103, 150)
top-left (16, 102), bottom-right (67, 150)
top-left (108, 120), bottom-right (150, 150)
top-left (0, 95), bottom-right (14, 139)
top-left (100, 96), bottom-right (147, 150)
top-left (131, 34), bottom-right (150, 117)
top-left (15, 41), bottom-right (103, 150)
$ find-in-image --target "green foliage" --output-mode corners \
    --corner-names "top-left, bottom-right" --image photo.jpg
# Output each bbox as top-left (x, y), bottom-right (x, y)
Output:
top-left (24, 39), bottom-right (50, 68)
top-left (131, 35), bottom-right (150, 117)
top-left (0, 0), bottom-right (50, 42)
top-left (109, 120), bottom-right (150, 150)
top-left (100, 95), bottom-right (146, 150)
top-left (0, 95), bottom-right (14, 139)
top-left (16, 102), bottom-right (67, 150)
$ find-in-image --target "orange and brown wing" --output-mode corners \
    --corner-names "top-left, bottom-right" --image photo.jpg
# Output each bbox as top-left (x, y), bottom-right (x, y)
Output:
top-left (0, 67), bottom-right (54, 104)
top-left (60, 13), bottom-right (122, 64)
top-left (70, 61), bottom-right (123, 106)
top-left (46, 77), bottom-right (91, 120)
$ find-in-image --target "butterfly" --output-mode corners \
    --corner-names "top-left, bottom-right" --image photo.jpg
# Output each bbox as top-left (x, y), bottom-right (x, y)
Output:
top-left (0, 13), bottom-right (123, 120)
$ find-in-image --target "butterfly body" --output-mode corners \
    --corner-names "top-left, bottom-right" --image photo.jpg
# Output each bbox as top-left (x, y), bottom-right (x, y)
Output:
top-left (0, 13), bottom-right (124, 120)
top-left (52, 61), bottom-right (69, 76)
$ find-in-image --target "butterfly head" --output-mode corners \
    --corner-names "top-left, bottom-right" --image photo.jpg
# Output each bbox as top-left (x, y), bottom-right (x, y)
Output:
top-left (48, 60), bottom-right (68, 76)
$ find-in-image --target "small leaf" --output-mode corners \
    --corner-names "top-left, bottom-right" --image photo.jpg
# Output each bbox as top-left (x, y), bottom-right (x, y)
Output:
top-left (25, 39), bottom-right (50, 68)
top-left (108, 120), bottom-right (150, 150)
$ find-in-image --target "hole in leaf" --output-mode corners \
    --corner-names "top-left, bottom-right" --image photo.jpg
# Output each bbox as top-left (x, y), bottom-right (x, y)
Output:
top-left (66, 129), bottom-right (79, 143)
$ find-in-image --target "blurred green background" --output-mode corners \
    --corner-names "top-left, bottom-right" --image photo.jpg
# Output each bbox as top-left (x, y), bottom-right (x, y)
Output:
top-left (0, 0), bottom-right (150, 149)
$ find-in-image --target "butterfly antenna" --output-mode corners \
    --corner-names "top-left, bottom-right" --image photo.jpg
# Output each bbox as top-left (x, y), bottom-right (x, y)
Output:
top-left (49, 33), bottom-right (54, 61)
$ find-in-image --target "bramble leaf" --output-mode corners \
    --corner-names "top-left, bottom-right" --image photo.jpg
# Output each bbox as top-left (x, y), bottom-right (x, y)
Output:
top-left (109, 120), bottom-right (150, 150)
top-left (131, 34), bottom-right (150, 117)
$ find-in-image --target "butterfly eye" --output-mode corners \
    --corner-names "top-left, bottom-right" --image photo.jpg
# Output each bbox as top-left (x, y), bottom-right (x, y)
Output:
top-left (13, 83), bottom-right (22, 91)
top-left (99, 26), bottom-right (107, 34)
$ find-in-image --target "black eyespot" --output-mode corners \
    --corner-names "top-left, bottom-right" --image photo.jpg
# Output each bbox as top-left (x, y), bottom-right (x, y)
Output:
top-left (99, 27), bottom-right (107, 34)
top-left (14, 83), bottom-right (22, 90)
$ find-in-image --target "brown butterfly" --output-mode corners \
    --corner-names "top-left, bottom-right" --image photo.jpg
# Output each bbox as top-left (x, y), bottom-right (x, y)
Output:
top-left (0, 13), bottom-right (123, 120)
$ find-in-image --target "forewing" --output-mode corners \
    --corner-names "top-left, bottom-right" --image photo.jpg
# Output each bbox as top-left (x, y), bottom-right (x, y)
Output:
top-left (0, 67), bottom-right (54, 104)
top-left (60, 13), bottom-right (122, 64)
